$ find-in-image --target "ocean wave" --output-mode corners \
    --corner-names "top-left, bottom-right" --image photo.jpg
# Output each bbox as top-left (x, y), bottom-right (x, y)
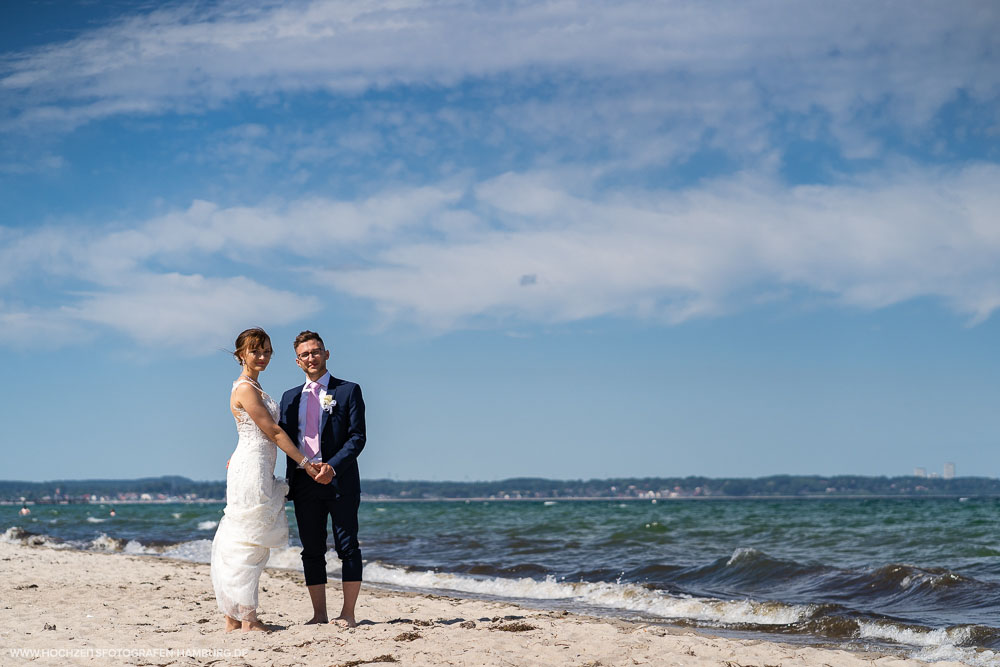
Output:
top-left (123, 540), bottom-right (162, 555)
top-left (360, 562), bottom-right (812, 626)
top-left (668, 547), bottom-right (999, 631)
top-left (2, 526), bottom-right (72, 549)
top-left (197, 520), bottom-right (219, 531)
top-left (267, 546), bottom-right (307, 570)
top-left (110, 541), bottom-right (813, 629)
top-left (912, 644), bottom-right (1000, 667)
top-left (676, 546), bottom-right (828, 591)
top-left (89, 534), bottom-right (126, 551)
top-left (870, 563), bottom-right (972, 592)
top-left (857, 620), bottom-right (997, 648)
top-left (858, 621), bottom-right (1000, 664)
top-left (161, 539), bottom-right (213, 562)
top-left (726, 546), bottom-right (763, 565)
top-left (1, 526), bottom-right (27, 542)
top-left (155, 540), bottom-right (304, 571)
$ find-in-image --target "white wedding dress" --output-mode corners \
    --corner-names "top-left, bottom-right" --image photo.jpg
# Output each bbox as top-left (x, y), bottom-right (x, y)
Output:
top-left (210, 379), bottom-right (290, 621)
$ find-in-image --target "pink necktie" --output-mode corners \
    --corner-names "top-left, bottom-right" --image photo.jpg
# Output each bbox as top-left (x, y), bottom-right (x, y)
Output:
top-left (303, 381), bottom-right (321, 460)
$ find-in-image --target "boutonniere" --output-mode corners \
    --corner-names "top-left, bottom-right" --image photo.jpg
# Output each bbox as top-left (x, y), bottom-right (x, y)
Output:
top-left (321, 394), bottom-right (336, 413)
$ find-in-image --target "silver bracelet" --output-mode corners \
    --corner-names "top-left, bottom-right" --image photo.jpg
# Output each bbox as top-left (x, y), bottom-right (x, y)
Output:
top-left (298, 455), bottom-right (309, 468)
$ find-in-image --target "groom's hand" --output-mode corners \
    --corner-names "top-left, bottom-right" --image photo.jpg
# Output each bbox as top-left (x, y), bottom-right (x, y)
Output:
top-left (314, 463), bottom-right (335, 485)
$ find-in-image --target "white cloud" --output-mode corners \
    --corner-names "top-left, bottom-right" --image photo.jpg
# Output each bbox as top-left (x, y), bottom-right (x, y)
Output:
top-left (331, 164), bottom-right (1000, 329)
top-left (69, 273), bottom-right (319, 351)
top-left (0, 185), bottom-right (459, 283)
top-left (0, 273), bottom-right (318, 351)
top-left (0, 185), bottom-right (461, 349)
top-left (2, 165), bottom-right (999, 347)
top-left (2, 0), bottom-right (996, 147)
top-left (0, 301), bottom-right (91, 347)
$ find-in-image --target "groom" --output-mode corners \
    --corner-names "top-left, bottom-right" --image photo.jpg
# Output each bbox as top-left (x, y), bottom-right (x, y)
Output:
top-left (279, 330), bottom-right (367, 627)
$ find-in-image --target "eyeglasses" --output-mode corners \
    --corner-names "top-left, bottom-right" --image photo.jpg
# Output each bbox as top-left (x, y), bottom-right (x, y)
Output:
top-left (297, 349), bottom-right (326, 360)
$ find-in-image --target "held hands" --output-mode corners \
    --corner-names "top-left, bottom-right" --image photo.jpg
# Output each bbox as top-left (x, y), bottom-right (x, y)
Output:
top-left (314, 463), bottom-right (335, 485)
top-left (304, 462), bottom-right (335, 485)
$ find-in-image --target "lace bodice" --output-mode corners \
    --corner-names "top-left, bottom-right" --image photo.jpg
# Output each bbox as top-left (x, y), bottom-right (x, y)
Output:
top-left (226, 378), bottom-right (287, 506)
top-left (232, 379), bottom-right (279, 441)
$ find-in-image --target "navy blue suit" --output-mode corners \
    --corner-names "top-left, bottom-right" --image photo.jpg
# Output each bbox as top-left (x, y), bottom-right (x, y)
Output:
top-left (279, 377), bottom-right (366, 584)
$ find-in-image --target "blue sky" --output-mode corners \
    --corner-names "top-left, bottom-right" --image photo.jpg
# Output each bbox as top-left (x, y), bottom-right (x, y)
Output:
top-left (2, 0), bottom-right (999, 483)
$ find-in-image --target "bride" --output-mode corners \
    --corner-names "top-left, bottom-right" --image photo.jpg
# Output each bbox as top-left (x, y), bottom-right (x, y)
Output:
top-left (211, 327), bottom-right (329, 632)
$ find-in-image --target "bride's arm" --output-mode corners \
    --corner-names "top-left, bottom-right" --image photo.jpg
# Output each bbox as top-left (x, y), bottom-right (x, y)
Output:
top-left (233, 384), bottom-right (322, 477)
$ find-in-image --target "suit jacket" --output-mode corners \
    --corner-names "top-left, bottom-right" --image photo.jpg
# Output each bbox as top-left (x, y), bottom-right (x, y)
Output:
top-left (279, 376), bottom-right (366, 500)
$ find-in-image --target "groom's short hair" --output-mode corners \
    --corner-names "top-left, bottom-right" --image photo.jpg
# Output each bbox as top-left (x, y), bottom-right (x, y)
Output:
top-left (294, 330), bottom-right (324, 349)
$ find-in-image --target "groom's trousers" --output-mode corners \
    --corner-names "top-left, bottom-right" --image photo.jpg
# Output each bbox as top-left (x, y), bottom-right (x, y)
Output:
top-left (291, 469), bottom-right (363, 586)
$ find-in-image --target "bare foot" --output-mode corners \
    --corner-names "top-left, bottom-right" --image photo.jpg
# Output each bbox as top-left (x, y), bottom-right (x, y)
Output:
top-left (331, 615), bottom-right (357, 628)
top-left (242, 619), bottom-right (271, 632)
top-left (224, 616), bottom-right (241, 632)
top-left (305, 616), bottom-right (329, 625)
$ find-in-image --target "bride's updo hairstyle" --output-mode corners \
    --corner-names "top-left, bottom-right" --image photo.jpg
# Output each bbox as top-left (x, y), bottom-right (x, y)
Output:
top-left (233, 328), bottom-right (272, 366)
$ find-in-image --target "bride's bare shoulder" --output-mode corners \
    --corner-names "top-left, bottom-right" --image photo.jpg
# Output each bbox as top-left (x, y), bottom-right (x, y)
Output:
top-left (231, 379), bottom-right (262, 408)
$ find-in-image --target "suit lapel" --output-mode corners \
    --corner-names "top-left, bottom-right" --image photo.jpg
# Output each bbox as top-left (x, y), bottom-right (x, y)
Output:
top-left (287, 384), bottom-right (304, 435)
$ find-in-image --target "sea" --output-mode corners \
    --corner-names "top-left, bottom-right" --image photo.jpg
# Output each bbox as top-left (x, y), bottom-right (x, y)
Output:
top-left (3, 497), bottom-right (998, 665)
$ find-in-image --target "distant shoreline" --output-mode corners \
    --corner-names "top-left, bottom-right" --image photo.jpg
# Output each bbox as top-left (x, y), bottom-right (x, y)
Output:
top-left (3, 493), bottom-right (994, 506)
top-left (4, 473), bottom-right (998, 504)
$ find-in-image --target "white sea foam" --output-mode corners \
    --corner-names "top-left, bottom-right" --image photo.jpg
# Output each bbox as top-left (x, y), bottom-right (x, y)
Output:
top-left (266, 546), bottom-right (308, 571)
top-left (86, 517), bottom-right (106, 524)
top-left (912, 644), bottom-right (1000, 666)
top-left (1, 526), bottom-right (71, 549)
top-left (46, 539), bottom-right (74, 549)
top-left (1, 526), bottom-right (27, 543)
top-left (171, 513), bottom-right (182, 519)
top-left (143, 542), bottom-right (808, 627)
top-left (149, 540), bottom-right (309, 574)
top-left (727, 547), bottom-right (762, 565)
top-left (857, 621), bottom-right (973, 648)
top-left (89, 534), bottom-right (125, 551)
top-left (162, 539), bottom-right (213, 562)
top-left (856, 621), bottom-right (999, 664)
top-left (123, 540), bottom-right (160, 555)
top-left (197, 520), bottom-right (219, 531)
top-left (359, 562), bottom-right (811, 626)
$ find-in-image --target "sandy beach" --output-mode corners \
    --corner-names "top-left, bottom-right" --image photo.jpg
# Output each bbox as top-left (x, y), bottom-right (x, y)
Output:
top-left (0, 540), bottom-right (971, 667)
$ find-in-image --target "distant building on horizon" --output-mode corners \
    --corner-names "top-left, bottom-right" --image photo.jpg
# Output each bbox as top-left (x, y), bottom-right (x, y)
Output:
top-left (914, 467), bottom-right (927, 478)
top-left (943, 462), bottom-right (956, 479)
